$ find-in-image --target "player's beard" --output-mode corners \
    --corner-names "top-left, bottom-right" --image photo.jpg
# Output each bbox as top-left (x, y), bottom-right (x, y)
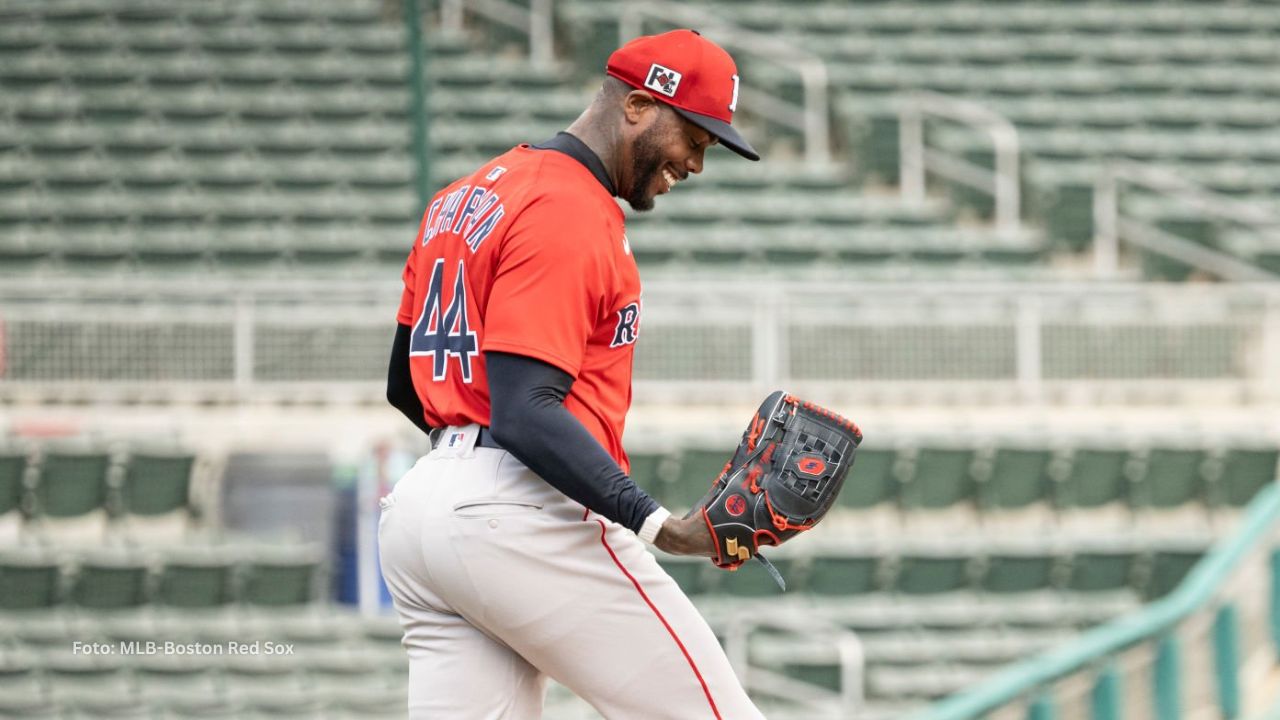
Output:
top-left (625, 121), bottom-right (666, 212)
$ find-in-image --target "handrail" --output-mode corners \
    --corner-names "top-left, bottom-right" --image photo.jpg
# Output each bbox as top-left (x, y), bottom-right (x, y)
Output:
top-left (618, 1), bottom-right (831, 166)
top-left (912, 481), bottom-right (1280, 720)
top-left (441, 0), bottom-right (554, 66)
top-left (1094, 162), bottom-right (1280, 281)
top-left (724, 614), bottom-right (864, 716)
top-left (899, 90), bottom-right (1022, 238)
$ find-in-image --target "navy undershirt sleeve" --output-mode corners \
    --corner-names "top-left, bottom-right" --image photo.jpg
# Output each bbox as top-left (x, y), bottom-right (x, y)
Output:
top-left (485, 351), bottom-right (660, 534)
top-left (387, 324), bottom-right (434, 436)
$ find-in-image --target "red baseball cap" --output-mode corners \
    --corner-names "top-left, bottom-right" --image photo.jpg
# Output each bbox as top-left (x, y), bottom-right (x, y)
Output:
top-left (606, 29), bottom-right (760, 162)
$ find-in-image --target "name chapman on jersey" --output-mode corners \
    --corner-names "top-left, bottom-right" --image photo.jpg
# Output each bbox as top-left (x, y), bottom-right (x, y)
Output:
top-left (420, 165), bottom-right (510, 252)
top-left (72, 640), bottom-right (295, 656)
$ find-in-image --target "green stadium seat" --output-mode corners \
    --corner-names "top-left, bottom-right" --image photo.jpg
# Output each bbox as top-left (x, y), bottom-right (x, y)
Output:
top-left (895, 551), bottom-right (972, 595)
top-left (716, 555), bottom-right (799, 597)
top-left (1131, 446), bottom-right (1208, 514)
top-left (806, 547), bottom-right (882, 596)
top-left (154, 549), bottom-right (235, 608)
top-left (119, 447), bottom-right (197, 517)
top-left (672, 447), bottom-right (730, 511)
top-left (980, 548), bottom-right (1058, 595)
top-left (0, 653), bottom-right (44, 705)
top-left (1065, 548), bottom-right (1141, 594)
top-left (657, 554), bottom-right (710, 597)
top-left (837, 445), bottom-right (899, 513)
top-left (978, 446), bottom-right (1054, 513)
top-left (240, 546), bottom-right (323, 606)
top-left (625, 450), bottom-right (668, 505)
top-left (0, 446), bottom-right (27, 519)
top-left (0, 549), bottom-right (62, 609)
top-left (1146, 546), bottom-right (1206, 600)
top-left (69, 551), bottom-right (151, 610)
top-left (1213, 445), bottom-right (1278, 508)
top-left (1056, 446), bottom-right (1132, 511)
top-left (31, 444), bottom-right (111, 520)
top-left (901, 445), bottom-right (977, 518)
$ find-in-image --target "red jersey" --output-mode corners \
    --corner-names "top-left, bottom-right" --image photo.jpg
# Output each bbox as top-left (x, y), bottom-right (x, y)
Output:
top-left (396, 145), bottom-right (641, 471)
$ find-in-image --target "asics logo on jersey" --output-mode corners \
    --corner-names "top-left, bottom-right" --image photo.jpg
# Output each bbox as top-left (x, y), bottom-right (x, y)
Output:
top-left (610, 302), bottom-right (641, 348)
top-left (644, 64), bottom-right (682, 97)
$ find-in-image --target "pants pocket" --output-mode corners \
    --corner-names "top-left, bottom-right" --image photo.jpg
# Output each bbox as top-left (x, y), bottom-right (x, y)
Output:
top-left (451, 499), bottom-right (543, 519)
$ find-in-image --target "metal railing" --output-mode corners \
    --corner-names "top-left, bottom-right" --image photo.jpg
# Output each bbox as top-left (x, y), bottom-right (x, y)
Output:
top-left (899, 90), bottom-right (1022, 238)
top-left (1094, 162), bottom-right (1280, 282)
top-left (724, 615), bottom-right (864, 719)
top-left (1, 280), bottom-right (1277, 406)
top-left (618, 1), bottom-right (832, 166)
top-left (441, 0), bottom-right (555, 66)
top-left (913, 482), bottom-right (1280, 720)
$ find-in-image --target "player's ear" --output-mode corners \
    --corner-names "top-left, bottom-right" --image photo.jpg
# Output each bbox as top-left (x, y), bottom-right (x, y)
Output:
top-left (621, 90), bottom-right (659, 126)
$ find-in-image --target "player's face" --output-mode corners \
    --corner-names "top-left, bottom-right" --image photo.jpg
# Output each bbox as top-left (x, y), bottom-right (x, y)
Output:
top-left (624, 105), bottom-right (717, 212)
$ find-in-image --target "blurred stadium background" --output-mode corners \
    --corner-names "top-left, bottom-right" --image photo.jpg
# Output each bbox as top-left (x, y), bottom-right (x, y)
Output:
top-left (1, 0), bottom-right (1279, 718)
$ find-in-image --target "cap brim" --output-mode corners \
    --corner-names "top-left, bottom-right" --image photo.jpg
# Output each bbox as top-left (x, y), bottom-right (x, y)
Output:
top-left (672, 107), bottom-right (760, 161)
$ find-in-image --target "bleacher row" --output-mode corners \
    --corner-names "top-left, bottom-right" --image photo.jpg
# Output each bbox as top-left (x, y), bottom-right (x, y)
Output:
top-left (0, 443), bottom-right (199, 545)
top-left (561, 0), bottom-right (1280, 279)
top-left (631, 439), bottom-right (1280, 522)
top-left (0, 0), bottom-right (1078, 282)
top-left (0, 609), bottom-right (409, 720)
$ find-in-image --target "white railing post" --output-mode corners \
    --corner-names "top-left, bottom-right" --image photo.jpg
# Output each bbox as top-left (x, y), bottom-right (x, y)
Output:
top-left (445, 0), bottom-right (554, 67)
top-left (1099, 163), bottom-right (1280, 282)
top-left (753, 292), bottom-right (781, 393)
top-left (233, 296), bottom-right (254, 397)
top-left (900, 98), bottom-right (925, 203)
top-left (442, 0), bottom-right (463, 33)
top-left (529, 0), bottom-right (554, 66)
top-left (801, 60), bottom-right (831, 167)
top-left (1016, 296), bottom-right (1044, 403)
top-left (993, 127), bottom-right (1021, 238)
top-left (1093, 168), bottom-right (1120, 279)
top-left (1263, 292), bottom-right (1280, 403)
top-left (899, 92), bottom-right (1020, 237)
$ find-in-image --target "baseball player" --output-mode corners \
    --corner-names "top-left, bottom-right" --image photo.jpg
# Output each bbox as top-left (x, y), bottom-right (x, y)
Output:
top-left (380, 30), bottom-right (764, 719)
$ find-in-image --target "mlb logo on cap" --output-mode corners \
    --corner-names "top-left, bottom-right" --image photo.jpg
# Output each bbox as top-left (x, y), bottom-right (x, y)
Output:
top-left (644, 64), bottom-right (682, 98)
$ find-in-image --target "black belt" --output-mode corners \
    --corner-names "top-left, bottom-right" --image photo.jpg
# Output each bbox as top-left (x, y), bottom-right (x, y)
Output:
top-left (429, 426), bottom-right (504, 450)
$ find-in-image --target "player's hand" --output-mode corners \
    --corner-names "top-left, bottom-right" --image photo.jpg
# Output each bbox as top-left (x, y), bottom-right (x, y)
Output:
top-left (654, 515), bottom-right (715, 557)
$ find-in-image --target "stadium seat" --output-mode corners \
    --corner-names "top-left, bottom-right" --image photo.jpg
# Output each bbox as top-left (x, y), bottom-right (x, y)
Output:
top-left (240, 546), bottom-right (323, 606)
top-left (1130, 446), bottom-right (1210, 530)
top-left (671, 447), bottom-right (730, 511)
top-left (0, 446), bottom-right (26, 541)
top-left (980, 548), bottom-right (1058, 595)
top-left (30, 444), bottom-right (111, 522)
top-left (1065, 547), bottom-right (1141, 595)
top-left (977, 445), bottom-right (1055, 519)
top-left (0, 549), bottom-right (62, 609)
top-left (1213, 445), bottom-right (1278, 508)
top-left (806, 547), bottom-right (882, 597)
top-left (154, 548), bottom-right (236, 608)
top-left (716, 555), bottom-right (800, 596)
top-left (900, 444), bottom-right (977, 529)
top-left (895, 551), bottom-right (973, 596)
top-left (836, 445), bottom-right (899, 513)
top-left (1145, 546), bottom-right (1206, 601)
top-left (656, 554), bottom-right (712, 597)
top-left (118, 446), bottom-right (198, 542)
top-left (1055, 446), bottom-right (1133, 528)
top-left (69, 550), bottom-right (152, 609)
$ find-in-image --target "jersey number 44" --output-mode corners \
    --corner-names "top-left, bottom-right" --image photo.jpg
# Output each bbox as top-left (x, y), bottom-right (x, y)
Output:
top-left (409, 258), bottom-right (479, 383)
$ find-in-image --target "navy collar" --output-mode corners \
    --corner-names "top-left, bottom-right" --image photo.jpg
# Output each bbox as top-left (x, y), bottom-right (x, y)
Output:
top-left (531, 132), bottom-right (616, 197)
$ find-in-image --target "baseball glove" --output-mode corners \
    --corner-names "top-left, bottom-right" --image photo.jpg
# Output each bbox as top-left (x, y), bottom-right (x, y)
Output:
top-left (686, 391), bottom-right (863, 587)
